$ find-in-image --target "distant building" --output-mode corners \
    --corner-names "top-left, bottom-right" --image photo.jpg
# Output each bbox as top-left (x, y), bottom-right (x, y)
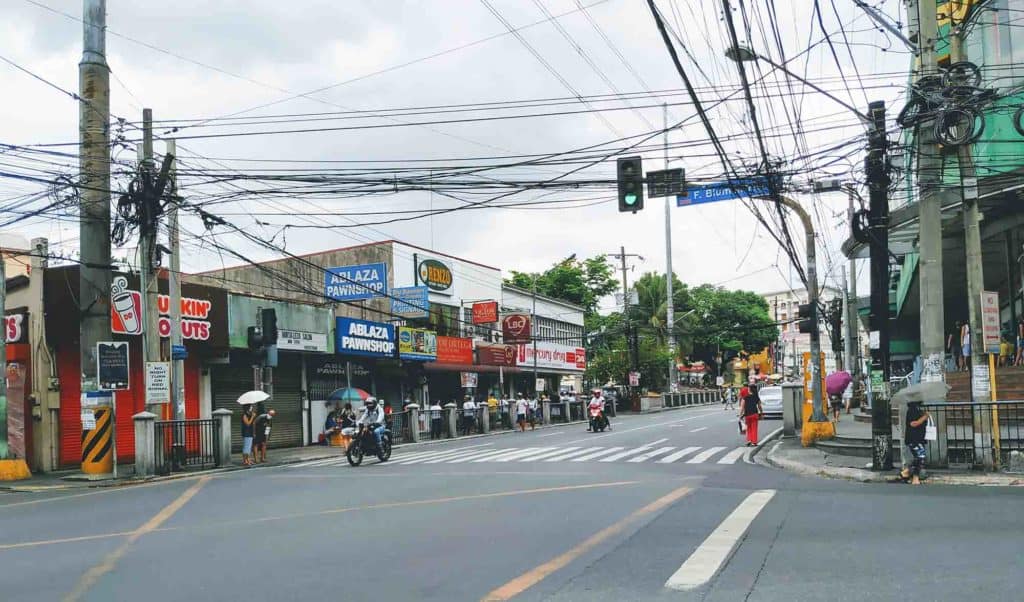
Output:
top-left (759, 286), bottom-right (866, 376)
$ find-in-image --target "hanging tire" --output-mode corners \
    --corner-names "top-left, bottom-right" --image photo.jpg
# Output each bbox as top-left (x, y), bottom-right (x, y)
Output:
top-left (347, 443), bottom-right (364, 467)
top-left (934, 107), bottom-right (979, 146)
top-left (943, 61), bottom-right (982, 88)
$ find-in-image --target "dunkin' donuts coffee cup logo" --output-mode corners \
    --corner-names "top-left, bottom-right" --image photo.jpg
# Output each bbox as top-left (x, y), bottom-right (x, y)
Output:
top-left (111, 276), bottom-right (143, 335)
top-left (502, 314), bottom-right (531, 344)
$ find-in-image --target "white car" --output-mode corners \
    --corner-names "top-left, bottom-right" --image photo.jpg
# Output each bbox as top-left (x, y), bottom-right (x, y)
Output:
top-left (758, 386), bottom-right (783, 419)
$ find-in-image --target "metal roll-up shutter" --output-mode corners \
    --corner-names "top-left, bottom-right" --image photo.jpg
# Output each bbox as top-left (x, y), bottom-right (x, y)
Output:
top-left (212, 363), bottom-right (257, 453)
top-left (264, 353), bottom-right (302, 449)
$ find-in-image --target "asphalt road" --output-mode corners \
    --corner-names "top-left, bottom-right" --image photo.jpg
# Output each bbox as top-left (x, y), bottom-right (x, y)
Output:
top-left (2, 405), bottom-right (1023, 602)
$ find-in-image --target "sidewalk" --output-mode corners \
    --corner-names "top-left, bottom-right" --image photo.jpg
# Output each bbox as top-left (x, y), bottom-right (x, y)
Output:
top-left (761, 430), bottom-right (1024, 487)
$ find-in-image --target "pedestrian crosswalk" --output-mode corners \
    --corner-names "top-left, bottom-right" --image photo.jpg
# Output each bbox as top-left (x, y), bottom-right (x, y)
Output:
top-left (284, 442), bottom-right (751, 469)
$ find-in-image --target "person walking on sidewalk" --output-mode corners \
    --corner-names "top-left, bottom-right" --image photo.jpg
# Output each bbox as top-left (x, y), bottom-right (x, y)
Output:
top-left (429, 400), bottom-right (444, 439)
top-left (898, 401), bottom-right (931, 485)
top-left (961, 321), bottom-right (971, 371)
top-left (241, 404), bottom-right (256, 466)
top-left (461, 395), bottom-right (477, 436)
top-left (739, 381), bottom-right (763, 447)
top-left (515, 394), bottom-right (529, 432)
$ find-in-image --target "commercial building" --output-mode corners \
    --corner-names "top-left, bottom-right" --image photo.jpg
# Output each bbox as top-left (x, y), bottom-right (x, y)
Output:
top-left (501, 285), bottom-right (586, 396)
top-left (760, 286), bottom-right (864, 376)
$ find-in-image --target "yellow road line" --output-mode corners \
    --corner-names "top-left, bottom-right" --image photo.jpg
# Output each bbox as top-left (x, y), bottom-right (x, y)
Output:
top-left (481, 484), bottom-right (693, 601)
top-left (62, 476), bottom-right (209, 602)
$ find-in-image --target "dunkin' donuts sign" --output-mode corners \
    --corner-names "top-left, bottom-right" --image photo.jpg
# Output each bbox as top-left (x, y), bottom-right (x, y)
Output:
top-left (111, 276), bottom-right (215, 341)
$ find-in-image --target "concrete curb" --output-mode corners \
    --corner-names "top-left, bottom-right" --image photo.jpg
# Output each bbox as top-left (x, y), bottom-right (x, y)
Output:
top-left (762, 434), bottom-right (1024, 487)
top-left (0, 404), bottom-right (722, 492)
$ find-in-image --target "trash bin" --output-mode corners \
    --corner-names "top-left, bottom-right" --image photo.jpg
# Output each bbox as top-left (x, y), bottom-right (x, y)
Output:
top-left (782, 383), bottom-right (803, 438)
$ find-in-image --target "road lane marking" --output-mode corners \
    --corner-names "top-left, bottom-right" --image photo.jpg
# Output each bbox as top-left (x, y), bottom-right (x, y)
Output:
top-left (571, 447), bottom-right (625, 462)
top-left (543, 447), bottom-right (603, 462)
top-left (658, 446), bottom-right (701, 463)
top-left (689, 427), bottom-right (708, 433)
top-left (447, 448), bottom-right (520, 464)
top-left (475, 448), bottom-right (543, 462)
top-left (627, 446), bottom-right (676, 463)
top-left (515, 447), bottom-right (580, 461)
top-left (664, 489), bottom-right (776, 591)
top-left (559, 410), bottom-right (720, 445)
top-left (422, 448), bottom-right (499, 464)
top-left (63, 476), bottom-right (210, 602)
top-left (717, 447), bottom-right (747, 465)
top-left (393, 446), bottom-right (493, 465)
top-left (481, 484), bottom-right (693, 601)
top-left (493, 447), bottom-right (556, 462)
top-left (599, 438), bottom-right (669, 462)
top-left (686, 447), bottom-right (726, 464)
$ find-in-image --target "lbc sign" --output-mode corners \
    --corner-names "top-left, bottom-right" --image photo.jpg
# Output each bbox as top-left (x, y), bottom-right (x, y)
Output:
top-left (502, 314), bottom-right (531, 344)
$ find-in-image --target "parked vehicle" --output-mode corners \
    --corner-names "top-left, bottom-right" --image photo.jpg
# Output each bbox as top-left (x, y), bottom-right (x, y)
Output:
top-left (759, 385), bottom-right (783, 419)
top-left (345, 424), bottom-right (392, 466)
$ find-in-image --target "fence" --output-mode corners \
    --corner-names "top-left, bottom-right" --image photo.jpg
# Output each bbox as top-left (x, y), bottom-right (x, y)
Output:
top-left (154, 418), bottom-right (222, 476)
top-left (388, 410), bottom-right (413, 444)
top-left (923, 401), bottom-right (1024, 469)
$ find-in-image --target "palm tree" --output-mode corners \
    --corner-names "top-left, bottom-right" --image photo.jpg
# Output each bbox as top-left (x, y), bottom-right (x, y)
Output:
top-left (628, 272), bottom-right (692, 354)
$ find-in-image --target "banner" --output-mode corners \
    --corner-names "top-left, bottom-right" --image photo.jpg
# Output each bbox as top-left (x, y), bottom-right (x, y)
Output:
top-left (335, 317), bottom-right (395, 358)
top-left (502, 314), bottom-right (531, 344)
top-left (516, 342), bottom-right (586, 371)
top-left (472, 301), bottom-right (498, 324)
top-left (981, 291), bottom-right (1000, 354)
top-left (324, 263), bottom-right (388, 301)
top-left (461, 372), bottom-right (479, 388)
top-left (398, 327), bottom-right (437, 360)
top-left (477, 342), bottom-right (517, 367)
top-left (436, 336), bottom-right (473, 364)
top-left (97, 341), bottom-right (130, 391)
top-left (391, 285), bottom-right (430, 318)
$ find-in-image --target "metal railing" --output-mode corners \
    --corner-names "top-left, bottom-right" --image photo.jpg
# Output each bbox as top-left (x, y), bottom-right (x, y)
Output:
top-left (388, 410), bottom-right (413, 444)
top-left (425, 407), bottom-right (451, 439)
top-left (922, 401), bottom-right (1024, 469)
top-left (154, 418), bottom-right (221, 476)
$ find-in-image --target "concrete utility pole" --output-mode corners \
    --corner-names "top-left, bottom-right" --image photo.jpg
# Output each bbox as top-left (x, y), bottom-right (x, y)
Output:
top-left (663, 103), bottom-right (677, 392)
top-left (140, 110), bottom-right (161, 389)
top-left (532, 275), bottom-right (538, 397)
top-left (167, 140), bottom-right (184, 421)
top-left (842, 267), bottom-right (853, 374)
top-left (847, 187), bottom-right (860, 382)
top-left (0, 252), bottom-right (7, 459)
top-left (78, 0), bottom-right (112, 401)
top-left (914, 0), bottom-right (947, 384)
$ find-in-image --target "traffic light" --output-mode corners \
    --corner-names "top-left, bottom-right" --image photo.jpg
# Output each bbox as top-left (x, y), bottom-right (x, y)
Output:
top-left (797, 303), bottom-right (817, 334)
top-left (617, 156), bottom-right (644, 213)
top-left (261, 308), bottom-right (278, 345)
top-left (247, 326), bottom-right (263, 351)
top-left (829, 299), bottom-right (843, 352)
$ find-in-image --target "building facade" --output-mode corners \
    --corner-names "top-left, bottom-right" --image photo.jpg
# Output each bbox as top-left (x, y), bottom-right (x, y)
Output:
top-left (760, 286), bottom-right (864, 377)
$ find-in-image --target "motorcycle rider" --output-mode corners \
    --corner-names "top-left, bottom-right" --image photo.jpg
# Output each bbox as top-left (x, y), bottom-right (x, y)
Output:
top-left (358, 397), bottom-right (386, 450)
top-left (587, 389), bottom-right (609, 431)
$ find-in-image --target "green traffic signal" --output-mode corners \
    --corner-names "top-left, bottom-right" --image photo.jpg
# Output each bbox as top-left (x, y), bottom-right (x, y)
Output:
top-left (617, 156), bottom-right (644, 213)
top-left (624, 193), bottom-right (638, 205)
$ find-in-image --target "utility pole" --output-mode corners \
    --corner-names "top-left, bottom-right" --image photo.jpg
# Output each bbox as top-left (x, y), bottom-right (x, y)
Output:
top-left (139, 109), bottom-right (161, 391)
top-left (842, 267), bottom-right (853, 374)
top-left (167, 140), bottom-right (184, 421)
top-left (914, 0), bottom-right (947, 385)
top-left (847, 187), bottom-right (860, 383)
top-left (0, 253), bottom-right (7, 459)
top-left (866, 100), bottom-right (893, 470)
top-left (532, 275), bottom-right (539, 397)
top-left (619, 246), bottom-right (631, 395)
top-left (663, 103), bottom-right (677, 392)
top-left (78, 0), bottom-right (112, 414)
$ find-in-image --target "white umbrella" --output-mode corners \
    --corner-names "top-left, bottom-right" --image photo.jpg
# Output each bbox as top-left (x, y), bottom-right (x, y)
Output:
top-left (237, 390), bottom-right (270, 405)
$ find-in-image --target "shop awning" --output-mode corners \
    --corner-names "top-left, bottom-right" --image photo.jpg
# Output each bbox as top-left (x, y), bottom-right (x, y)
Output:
top-left (424, 362), bottom-right (522, 374)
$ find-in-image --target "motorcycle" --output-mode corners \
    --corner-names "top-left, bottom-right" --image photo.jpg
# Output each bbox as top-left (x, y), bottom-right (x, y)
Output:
top-left (345, 423), bottom-right (392, 466)
top-left (589, 406), bottom-right (608, 432)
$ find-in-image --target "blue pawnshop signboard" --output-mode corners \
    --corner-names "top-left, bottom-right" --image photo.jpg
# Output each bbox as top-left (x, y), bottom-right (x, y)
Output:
top-left (391, 286), bottom-right (429, 318)
top-left (677, 177), bottom-right (774, 207)
top-left (335, 317), bottom-right (395, 358)
top-left (324, 263), bottom-right (388, 301)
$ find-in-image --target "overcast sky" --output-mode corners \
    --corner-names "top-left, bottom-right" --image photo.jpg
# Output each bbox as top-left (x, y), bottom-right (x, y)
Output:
top-left (1, 0), bottom-right (909, 305)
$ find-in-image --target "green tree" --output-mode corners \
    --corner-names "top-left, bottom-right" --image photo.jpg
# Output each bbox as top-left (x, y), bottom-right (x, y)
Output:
top-left (506, 255), bottom-right (618, 316)
top-left (685, 285), bottom-right (777, 366)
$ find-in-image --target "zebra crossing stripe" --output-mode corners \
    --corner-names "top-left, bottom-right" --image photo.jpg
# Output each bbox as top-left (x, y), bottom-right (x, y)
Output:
top-left (571, 447), bottom-right (625, 462)
top-left (493, 447), bottom-right (555, 462)
top-left (394, 446), bottom-right (491, 465)
top-left (543, 447), bottom-right (602, 462)
top-left (517, 447), bottom-right (580, 462)
top-left (627, 446), bottom-right (676, 463)
top-left (657, 447), bottom-right (701, 463)
top-left (422, 448), bottom-right (496, 464)
top-left (447, 448), bottom-right (518, 464)
top-left (476, 448), bottom-right (543, 462)
top-left (599, 438), bottom-right (669, 462)
top-left (686, 447), bottom-right (726, 464)
top-left (716, 447), bottom-right (747, 465)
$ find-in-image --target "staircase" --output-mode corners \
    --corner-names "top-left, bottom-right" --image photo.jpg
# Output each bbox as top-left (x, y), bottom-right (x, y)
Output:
top-left (945, 365), bottom-right (1024, 401)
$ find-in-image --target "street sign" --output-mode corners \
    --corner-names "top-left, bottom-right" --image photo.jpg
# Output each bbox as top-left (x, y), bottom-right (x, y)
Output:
top-left (646, 168), bottom-right (684, 198)
top-left (146, 362), bottom-right (171, 405)
top-left (171, 344), bottom-right (188, 360)
top-left (981, 290), bottom-right (1000, 354)
top-left (629, 371), bottom-right (640, 386)
top-left (97, 341), bottom-right (130, 391)
top-left (677, 177), bottom-right (775, 207)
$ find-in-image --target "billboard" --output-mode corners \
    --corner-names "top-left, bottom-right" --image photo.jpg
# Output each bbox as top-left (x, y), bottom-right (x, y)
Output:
top-left (436, 336), bottom-right (473, 364)
top-left (391, 285), bottom-right (430, 318)
top-left (335, 317), bottom-right (396, 358)
top-left (324, 263), bottom-right (388, 301)
top-left (398, 326), bottom-right (437, 360)
top-left (472, 301), bottom-right (498, 324)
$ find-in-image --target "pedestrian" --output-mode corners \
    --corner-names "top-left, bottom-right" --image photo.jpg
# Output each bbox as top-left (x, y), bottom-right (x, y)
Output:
top-left (843, 380), bottom-right (853, 414)
top-left (898, 401), bottom-right (931, 485)
top-left (1000, 337), bottom-right (1012, 367)
top-left (739, 380), bottom-right (763, 447)
top-left (462, 395), bottom-right (477, 436)
top-left (253, 405), bottom-right (275, 463)
top-left (429, 400), bottom-right (444, 439)
top-left (961, 320), bottom-right (971, 371)
top-left (947, 321), bottom-right (962, 371)
top-left (528, 394), bottom-right (539, 430)
top-left (241, 404), bottom-right (256, 466)
top-left (515, 394), bottom-right (529, 432)
top-left (382, 400), bottom-right (393, 431)
top-left (1016, 316), bottom-right (1024, 366)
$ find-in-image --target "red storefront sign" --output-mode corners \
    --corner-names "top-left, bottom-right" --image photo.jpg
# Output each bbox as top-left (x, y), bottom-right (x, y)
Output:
top-left (5, 312), bottom-right (28, 344)
top-left (436, 336), bottom-right (473, 364)
top-left (502, 314), bottom-right (531, 344)
top-left (477, 343), bottom-right (517, 367)
top-left (472, 301), bottom-right (498, 324)
top-left (110, 275), bottom-right (215, 341)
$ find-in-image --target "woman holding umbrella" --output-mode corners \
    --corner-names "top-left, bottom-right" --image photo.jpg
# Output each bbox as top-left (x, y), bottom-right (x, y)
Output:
top-left (826, 371), bottom-right (853, 424)
top-left (237, 390), bottom-right (270, 467)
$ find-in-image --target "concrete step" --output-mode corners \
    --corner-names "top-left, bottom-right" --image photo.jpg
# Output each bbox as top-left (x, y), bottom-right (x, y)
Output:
top-left (815, 439), bottom-right (872, 458)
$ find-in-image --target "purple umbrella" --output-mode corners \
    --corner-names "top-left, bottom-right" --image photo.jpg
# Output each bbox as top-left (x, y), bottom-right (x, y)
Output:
top-left (825, 371), bottom-right (852, 397)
